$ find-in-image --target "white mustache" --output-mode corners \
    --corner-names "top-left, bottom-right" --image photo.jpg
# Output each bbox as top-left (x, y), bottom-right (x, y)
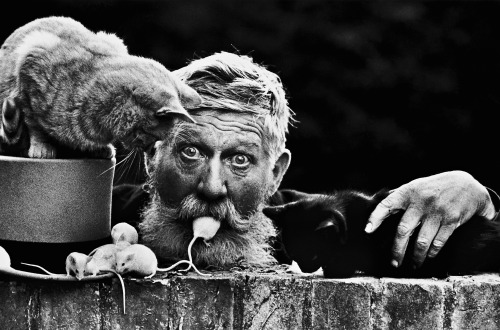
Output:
top-left (175, 195), bottom-right (251, 232)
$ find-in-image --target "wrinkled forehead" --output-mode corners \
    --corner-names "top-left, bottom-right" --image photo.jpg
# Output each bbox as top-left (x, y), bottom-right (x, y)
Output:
top-left (170, 109), bottom-right (268, 146)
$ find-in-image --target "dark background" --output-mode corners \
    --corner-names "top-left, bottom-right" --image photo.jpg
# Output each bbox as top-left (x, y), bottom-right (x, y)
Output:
top-left (2, 0), bottom-right (500, 194)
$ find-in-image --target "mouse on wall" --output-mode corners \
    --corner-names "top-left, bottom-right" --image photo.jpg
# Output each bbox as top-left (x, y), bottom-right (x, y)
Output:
top-left (111, 222), bottom-right (139, 245)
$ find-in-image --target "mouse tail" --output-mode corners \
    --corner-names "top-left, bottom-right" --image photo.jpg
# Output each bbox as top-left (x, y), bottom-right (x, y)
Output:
top-left (101, 269), bottom-right (126, 315)
top-left (20, 262), bottom-right (58, 276)
top-left (157, 259), bottom-right (192, 273)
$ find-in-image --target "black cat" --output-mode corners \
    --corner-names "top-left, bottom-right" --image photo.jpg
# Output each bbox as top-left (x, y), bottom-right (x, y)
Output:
top-left (264, 189), bottom-right (500, 278)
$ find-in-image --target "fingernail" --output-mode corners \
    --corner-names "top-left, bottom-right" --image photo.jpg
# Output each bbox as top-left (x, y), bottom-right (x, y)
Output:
top-left (365, 223), bottom-right (373, 233)
top-left (391, 259), bottom-right (399, 268)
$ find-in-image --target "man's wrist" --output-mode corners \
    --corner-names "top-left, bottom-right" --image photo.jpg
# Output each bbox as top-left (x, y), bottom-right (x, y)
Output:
top-left (486, 187), bottom-right (500, 221)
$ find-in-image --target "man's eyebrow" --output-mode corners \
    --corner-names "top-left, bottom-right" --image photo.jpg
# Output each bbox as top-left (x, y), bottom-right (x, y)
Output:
top-left (170, 125), bottom-right (201, 143)
top-left (233, 140), bottom-right (260, 149)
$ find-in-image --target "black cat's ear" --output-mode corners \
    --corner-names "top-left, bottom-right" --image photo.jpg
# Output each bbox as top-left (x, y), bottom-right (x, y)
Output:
top-left (315, 209), bottom-right (348, 244)
top-left (316, 219), bottom-right (335, 230)
top-left (278, 189), bottom-right (312, 204)
top-left (262, 205), bottom-right (285, 219)
top-left (262, 201), bottom-right (299, 224)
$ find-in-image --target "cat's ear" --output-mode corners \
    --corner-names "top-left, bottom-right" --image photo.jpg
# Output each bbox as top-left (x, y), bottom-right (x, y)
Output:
top-left (262, 201), bottom-right (300, 224)
top-left (272, 189), bottom-right (312, 205)
top-left (156, 104), bottom-right (196, 123)
top-left (176, 82), bottom-right (203, 109)
top-left (315, 209), bottom-right (348, 244)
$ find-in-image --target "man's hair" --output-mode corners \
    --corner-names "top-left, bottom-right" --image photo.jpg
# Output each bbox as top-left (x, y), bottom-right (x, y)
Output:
top-left (174, 51), bottom-right (295, 160)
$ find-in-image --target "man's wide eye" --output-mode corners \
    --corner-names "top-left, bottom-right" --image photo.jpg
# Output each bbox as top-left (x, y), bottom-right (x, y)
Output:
top-left (181, 146), bottom-right (201, 159)
top-left (231, 154), bottom-right (250, 168)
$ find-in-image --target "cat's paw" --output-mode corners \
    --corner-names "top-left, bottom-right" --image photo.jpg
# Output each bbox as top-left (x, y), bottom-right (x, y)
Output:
top-left (286, 260), bottom-right (305, 274)
top-left (1, 98), bottom-right (22, 144)
top-left (90, 145), bottom-right (116, 159)
top-left (28, 143), bottom-right (57, 158)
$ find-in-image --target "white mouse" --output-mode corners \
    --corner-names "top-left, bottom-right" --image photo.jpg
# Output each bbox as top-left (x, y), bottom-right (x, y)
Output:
top-left (0, 246), bottom-right (11, 268)
top-left (111, 222), bottom-right (139, 245)
top-left (85, 242), bottom-right (130, 276)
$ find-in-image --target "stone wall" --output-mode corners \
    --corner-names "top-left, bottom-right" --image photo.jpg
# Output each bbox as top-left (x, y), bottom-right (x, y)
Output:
top-left (1, 272), bottom-right (500, 329)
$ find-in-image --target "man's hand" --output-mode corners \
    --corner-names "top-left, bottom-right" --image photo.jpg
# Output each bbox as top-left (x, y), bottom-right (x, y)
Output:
top-left (365, 171), bottom-right (496, 268)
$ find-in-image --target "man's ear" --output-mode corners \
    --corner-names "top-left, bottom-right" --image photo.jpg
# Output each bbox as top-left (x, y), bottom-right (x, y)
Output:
top-left (269, 149), bottom-right (291, 196)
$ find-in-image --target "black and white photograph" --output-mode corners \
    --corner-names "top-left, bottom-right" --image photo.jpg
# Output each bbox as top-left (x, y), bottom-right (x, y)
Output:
top-left (1, 1), bottom-right (500, 328)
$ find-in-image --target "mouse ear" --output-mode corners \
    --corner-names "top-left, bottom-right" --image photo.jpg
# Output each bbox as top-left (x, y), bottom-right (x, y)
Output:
top-left (69, 255), bottom-right (76, 266)
top-left (88, 248), bottom-right (98, 257)
top-left (118, 233), bottom-right (126, 243)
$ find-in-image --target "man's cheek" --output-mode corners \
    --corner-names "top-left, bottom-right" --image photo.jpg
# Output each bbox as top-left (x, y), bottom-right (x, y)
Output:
top-left (232, 180), bottom-right (268, 216)
top-left (155, 158), bottom-right (194, 205)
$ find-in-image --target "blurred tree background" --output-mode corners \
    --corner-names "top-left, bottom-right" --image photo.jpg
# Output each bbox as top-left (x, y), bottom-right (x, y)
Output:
top-left (2, 0), bottom-right (500, 194)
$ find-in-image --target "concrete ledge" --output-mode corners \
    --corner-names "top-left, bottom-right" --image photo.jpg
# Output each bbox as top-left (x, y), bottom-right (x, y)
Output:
top-left (1, 272), bottom-right (500, 329)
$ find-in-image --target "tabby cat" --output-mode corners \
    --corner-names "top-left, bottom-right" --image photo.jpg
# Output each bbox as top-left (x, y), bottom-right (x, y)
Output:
top-left (0, 16), bottom-right (201, 158)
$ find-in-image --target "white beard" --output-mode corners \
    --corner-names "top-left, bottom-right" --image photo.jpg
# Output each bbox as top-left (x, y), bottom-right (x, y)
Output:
top-left (138, 192), bottom-right (277, 269)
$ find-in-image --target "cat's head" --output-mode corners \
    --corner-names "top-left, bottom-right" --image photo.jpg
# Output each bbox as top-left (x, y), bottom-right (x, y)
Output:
top-left (106, 59), bottom-right (202, 152)
top-left (263, 194), bottom-right (348, 273)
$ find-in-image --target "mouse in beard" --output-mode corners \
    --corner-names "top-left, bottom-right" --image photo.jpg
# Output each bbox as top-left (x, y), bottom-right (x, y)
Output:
top-left (0, 16), bottom-right (201, 158)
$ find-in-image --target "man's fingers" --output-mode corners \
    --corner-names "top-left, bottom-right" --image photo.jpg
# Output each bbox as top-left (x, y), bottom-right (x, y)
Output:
top-left (366, 188), bottom-right (408, 233)
top-left (427, 225), bottom-right (454, 259)
top-left (391, 207), bottom-right (422, 267)
top-left (412, 216), bottom-right (440, 268)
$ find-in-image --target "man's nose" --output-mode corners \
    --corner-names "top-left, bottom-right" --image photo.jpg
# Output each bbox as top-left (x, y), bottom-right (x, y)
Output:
top-left (197, 159), bottom-right (227, 201)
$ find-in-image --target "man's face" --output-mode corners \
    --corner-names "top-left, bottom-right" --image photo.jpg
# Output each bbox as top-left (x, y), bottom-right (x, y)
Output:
top-left (153, 109), bottom-right (275, 218)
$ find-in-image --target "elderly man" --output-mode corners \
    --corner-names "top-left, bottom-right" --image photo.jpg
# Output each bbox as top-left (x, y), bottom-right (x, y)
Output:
top-left (2, 51), bottom-right (498, 270)
top-left (137, 52), bottom-right (292, 268)
top-left (112, 52), bottom-right (499, 271)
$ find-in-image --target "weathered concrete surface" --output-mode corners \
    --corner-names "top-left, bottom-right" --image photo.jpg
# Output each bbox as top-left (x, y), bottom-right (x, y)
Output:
top-left (1, 272), bottom-right (500, 329)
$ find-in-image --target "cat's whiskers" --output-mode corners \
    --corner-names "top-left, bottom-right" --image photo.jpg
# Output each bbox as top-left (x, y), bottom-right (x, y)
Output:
top-left (131, 148), bottom-right (147, 184)
top-left (121, 148), bottom-right (139, 183)
top-left (113, 150), bottom-right (136, 183)
top-left (113, 148), bottom-right (145, 184)
top-left (99, 150), bottom-right (134, 177)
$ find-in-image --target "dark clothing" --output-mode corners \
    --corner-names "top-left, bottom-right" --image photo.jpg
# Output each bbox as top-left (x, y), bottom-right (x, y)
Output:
top-left (111, 183), bottom-right (149, 228)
